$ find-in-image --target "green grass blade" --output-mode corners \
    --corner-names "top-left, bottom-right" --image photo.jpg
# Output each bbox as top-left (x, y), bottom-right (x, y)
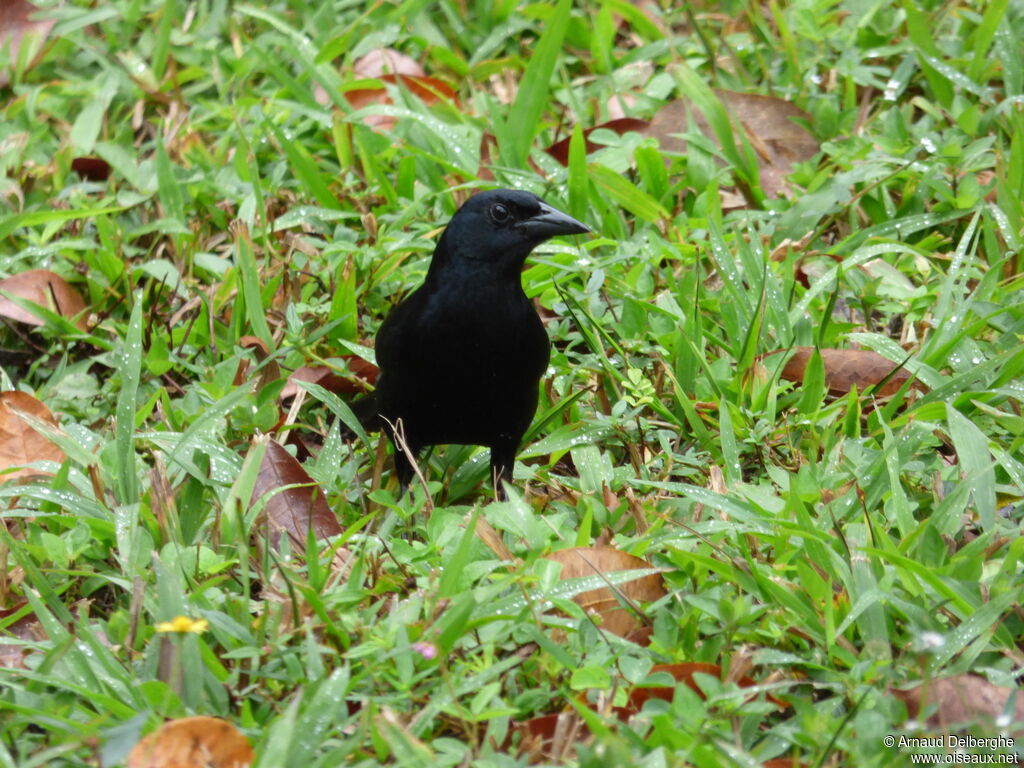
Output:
top-left (945, 405), bottom-right (996, 530)
top-left (114, 294), bottom-right (143, 505)
top-left (234, 224), bottom-right (274, 348)
top-left (498, 0), bottom-right (571, 167)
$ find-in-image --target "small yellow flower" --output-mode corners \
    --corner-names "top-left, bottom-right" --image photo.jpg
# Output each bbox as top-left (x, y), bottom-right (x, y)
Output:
top-left (155, 615), bottom-right (209, 634)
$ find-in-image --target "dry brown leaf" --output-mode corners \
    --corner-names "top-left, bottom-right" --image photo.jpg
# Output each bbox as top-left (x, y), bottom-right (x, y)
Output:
top-left (249, 437), bottom-right (343, 552)
top-left (0, 604), bottom-right (45, 669)
top-left (894, 675), bottom-right (1024, 732)
top-left (0, 391), bottom-right (64, 482)
top-left (546, 91), bottom-right (819, 203)
top-left (147, 456), bottom-right (176, 540)
top-left (237, 335), bottom-right (269, 356)
top-left (622, 662), bottom-right (788, 714)
top-left (237, 335), bottom-right (282, 395)
top-left (0, 269), bottom-right (88, 331)
top-left (770, 347), bottom-right (921, 398)
top-left (512, 710), bottom-right (586, 765)
top-left (545, 118), bottom-right (649, 165)
top-left (126, 716), bottom-right (254, 768)
top-left (623, 487), bottom-right (649, 535)
top-left (280, 359), bottom-right (379, 400)
top-left (478, 131), bottom-right (499, 182)
top-left (606, 92), bottom-right (638, 121)
top-left (475, 516), bottom-right (517, 563)
top-left (0, 1), bottom-right (55, 88)
top-left (647, 90), bottom-right (819, 199)
top-left (512, 663), bottom-right (791, 764)
top-left (511, 660), bottom-right (791, 764)
top-left (544, 547), bottom-right (665, 640)
top-left (280, 365), bottom-right (345, 400)
top-left (341, 74), bottom-right (457, 132)
top-left (354, 48), bottom-right (424, 78)
top-left (314, 48), bottom-right (455, 132)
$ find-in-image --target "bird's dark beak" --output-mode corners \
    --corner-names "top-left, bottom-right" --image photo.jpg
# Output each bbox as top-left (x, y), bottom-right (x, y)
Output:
top-left (518, 202), bottom-right (590, 239)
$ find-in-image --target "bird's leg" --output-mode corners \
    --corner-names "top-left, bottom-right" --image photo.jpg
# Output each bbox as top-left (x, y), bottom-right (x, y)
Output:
top-left (393, 445), bottom-right (415, 496)
top-left (383, 417), bottom-right (420, 496)
top-left (490, 442), bottom-right (517, 501)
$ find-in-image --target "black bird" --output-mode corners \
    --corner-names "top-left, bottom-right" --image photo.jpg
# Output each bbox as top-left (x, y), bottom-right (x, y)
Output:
top-left (353, 189), bottom-right (589, 495)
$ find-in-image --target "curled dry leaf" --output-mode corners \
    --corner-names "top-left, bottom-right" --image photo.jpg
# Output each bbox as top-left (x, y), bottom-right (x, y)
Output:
top-left (126, 716), bottom-right (254, 768)
top-left (237, 334), bottom-right (269, 356)
top-left (768, 347), bottom-right (922, 398)
top-left (236, 335), bottom-right (282, 393)
top-left (249, 437), bottom-right (343, 552)
top-left (544, 546), bottom-right (665, 641)
top-left (0, 0), bottom-right (55, 88)
top-left (0, 391), bottom-right (65, 482)
top-left (893, 675), bottom-right (1024, 732)
top-left (0, 269), bottom-right (88, 331)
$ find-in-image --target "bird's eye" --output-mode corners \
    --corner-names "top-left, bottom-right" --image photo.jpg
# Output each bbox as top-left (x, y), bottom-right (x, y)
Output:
top-left (490, 203), bottom-right (511, 223)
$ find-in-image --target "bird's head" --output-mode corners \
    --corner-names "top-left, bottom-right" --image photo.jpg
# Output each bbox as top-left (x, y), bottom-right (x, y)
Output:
top-left (432, 189), bottom-right (589, 277)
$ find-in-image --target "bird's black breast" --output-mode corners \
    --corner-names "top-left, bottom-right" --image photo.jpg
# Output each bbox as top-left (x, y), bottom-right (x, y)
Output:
top-left (374, 278), bottom-right (549, 448)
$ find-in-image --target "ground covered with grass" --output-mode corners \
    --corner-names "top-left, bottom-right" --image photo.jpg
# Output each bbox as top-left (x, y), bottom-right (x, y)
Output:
top-left (0, 0), bottom-right (1022, 766)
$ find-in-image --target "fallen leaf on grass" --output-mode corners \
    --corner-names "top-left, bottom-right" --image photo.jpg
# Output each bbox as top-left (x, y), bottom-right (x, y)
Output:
top-left (280, 365), bottom-right (349, 400)
top-left (512, 710), bottom-right (586, 765)
top-left (341, 74), bottom-right (457, 132)
top-left (235, 335), bottom-right (281, 388)
top-left (648, 91), bottom-right (819, 199)
top-left (0, 0), bottom-right (55, 88)
top-left (545, 118), bottom-right (649, 165)
top-left (126, 716), bottom-right (254, 768)
top-left (622, 662), bottom-right (788, 713)
top-left (0, 391), bottom-right (65, 482)
top-left (513, 663), bottom-right (791, 766)
top-left (315, 48), bottom-right (457, 132)
top-left (249, 437), bottom-right (343, 552)
top-left (893, 675), bottom-right (1024, 732)
top-left (546, 91), bottom-right (819, 202)
top-left (0, 604), bottom-right (46, 669)
top-left (280, 359), bottom-right (379, 400)
top-left (544, 546), bottom-right (665, 641)
top-left (0, 269), bottom-right (88, 331)
top-left (354, 48), bottom-right (423, 78)
top-left (766, 347), bottom-right (922, 397)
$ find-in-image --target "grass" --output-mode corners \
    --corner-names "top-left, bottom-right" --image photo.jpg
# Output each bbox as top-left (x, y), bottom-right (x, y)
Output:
top-left (1, 0), bottom-right (1022, 765)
